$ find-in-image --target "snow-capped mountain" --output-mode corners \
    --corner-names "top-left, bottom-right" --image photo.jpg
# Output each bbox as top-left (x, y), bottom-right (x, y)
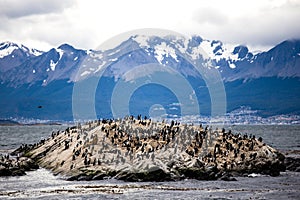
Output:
top-left (0, 42), bottom-right (43, 73)
top-left (0, 36), bottom-right (299, 120)
top-left (68, 35), bottom-right (300, 82)
top-left (1, 36), bottom-right (299, 86)
top-left (0, 42), bottom-right (86, 86)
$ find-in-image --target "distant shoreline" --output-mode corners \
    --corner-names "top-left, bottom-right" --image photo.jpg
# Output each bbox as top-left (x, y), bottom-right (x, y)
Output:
top-left (1, 118), bottom-right (300, 127)
top-left (0, 119), bottom-right (65, 126)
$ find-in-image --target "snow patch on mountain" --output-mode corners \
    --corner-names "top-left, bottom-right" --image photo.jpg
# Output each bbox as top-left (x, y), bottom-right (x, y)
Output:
top-left (218, 44), bottom-right (240, 61)
top-left (154, 42), bottom-right (178, 64)
top-left (110, 58), bottom-right (118, 62)
top-left (80, 70), bottom-right (91, 77)
top-left (28, 48), bottom-right (43, 56)
top-left (89, 51), bottom-right (103, 60)
top-left (190, 44), bottom-right (208, 60)
top-left (0, 42), bottom-right (43, 58)
top-left (132, 35), bottom-right (150, 48)
top-left (108, 48), bottom-right (121, 56)
top-left (175, 36), bottom-right (189, 55)
top-left (49, 48), bottom-right (64, 71)
top-left (57, 49), bottom-right (64, 60)
top-left (198, 40), bottom-right (218, 60)
top-left (198, 40), bottom-right (242, 62)
top-left (50, 60), bottom-right (57, 71)
top-left (0, 43), bottom-right (18, 58)
top-left (228, 62), bottom-right (236, 69)
top-left (94, 61), bottom-right (107, 73)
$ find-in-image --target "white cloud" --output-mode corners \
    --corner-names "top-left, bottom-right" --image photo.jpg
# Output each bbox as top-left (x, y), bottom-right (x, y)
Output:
top-left (0, 0), bottom-right (299, 51)
top-left (189, 0), bottom-right (300, 47)
top-left (193, 7), bottom-right (228, 25)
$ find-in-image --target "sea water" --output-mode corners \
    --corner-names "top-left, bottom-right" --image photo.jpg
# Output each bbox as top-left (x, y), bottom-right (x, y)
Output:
top-left (0, 125), bottom-right (299, 199)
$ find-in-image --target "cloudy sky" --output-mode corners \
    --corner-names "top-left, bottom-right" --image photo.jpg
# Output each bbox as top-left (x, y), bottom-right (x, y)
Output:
top-left (0, 0), bottom-right (299, 51)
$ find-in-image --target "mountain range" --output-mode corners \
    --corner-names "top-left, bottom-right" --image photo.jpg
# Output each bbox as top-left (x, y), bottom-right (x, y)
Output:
top-left (0, 35), bottom-right (299, 121)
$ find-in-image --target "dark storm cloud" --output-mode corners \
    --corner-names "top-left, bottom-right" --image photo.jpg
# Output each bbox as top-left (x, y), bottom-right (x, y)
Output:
top-left (0, 0), bottom-right (74, 18)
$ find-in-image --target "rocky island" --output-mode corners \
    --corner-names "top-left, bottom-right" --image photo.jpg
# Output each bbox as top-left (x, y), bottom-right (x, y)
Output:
top-left (1, 116), bottom-right (289, 181)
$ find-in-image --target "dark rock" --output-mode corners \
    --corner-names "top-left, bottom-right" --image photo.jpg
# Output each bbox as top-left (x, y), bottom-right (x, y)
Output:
top-left (0, 167), bottom-right (12, 176)
top-left (92, 173), bottom-right (106, 180)
top-left (285, 157), bottom-right (300, 172)
top-left (77, 175), bottom-right (93, 181)
top-left (11, 168), bottom-right (26, 176)
top-left (0, 166), bottom-right (26, 176)
top-left (0, 157), bottom-right (38, 177)
top-left (220, 173), bottom-right (237, 181)
top-left (117, 167), bottom-right (171, 182)
top-left (67, 175), bottom-right (79, 181)
top-left (177, 167), bottom-right (218, 180)
top-left (21, 159), bottom-right (39, 171)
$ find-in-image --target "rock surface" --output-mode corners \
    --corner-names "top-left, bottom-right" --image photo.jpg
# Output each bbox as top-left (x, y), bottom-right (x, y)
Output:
top-left (284, 156), bottom-right (300, 172)
top-left (21, 116), bottom-right (286, 181)
top-left (0, 153), bottom-right (38, 176)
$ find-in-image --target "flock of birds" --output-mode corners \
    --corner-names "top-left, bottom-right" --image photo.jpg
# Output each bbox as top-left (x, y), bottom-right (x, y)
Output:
top-left (35, 115), bottom-right (268, 173)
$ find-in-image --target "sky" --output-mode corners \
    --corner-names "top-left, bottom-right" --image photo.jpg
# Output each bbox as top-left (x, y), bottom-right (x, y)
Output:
top-left (0, 0), bottom-right (299, 51)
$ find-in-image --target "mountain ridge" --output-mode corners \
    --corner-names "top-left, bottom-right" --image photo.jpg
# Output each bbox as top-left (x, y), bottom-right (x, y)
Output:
top-left (0, 36), bottom-right (299, 120)
top-left (1, 37), bottom-right (299, 87)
